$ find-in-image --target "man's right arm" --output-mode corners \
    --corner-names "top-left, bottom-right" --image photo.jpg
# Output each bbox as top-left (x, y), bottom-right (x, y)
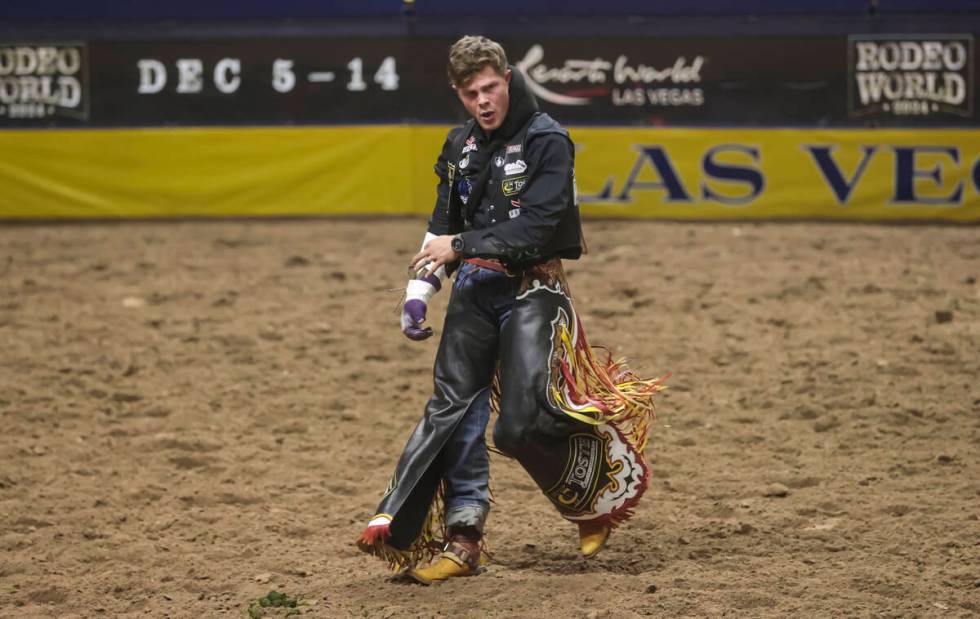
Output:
top-left (402, 127), bottom-right (462, 341)
top-left (426, 127), bottom-right (463, 236)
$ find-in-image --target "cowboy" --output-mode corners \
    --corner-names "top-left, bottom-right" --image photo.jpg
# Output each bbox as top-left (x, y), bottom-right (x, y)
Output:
top-left (358, 35), bottom-right (662, 584)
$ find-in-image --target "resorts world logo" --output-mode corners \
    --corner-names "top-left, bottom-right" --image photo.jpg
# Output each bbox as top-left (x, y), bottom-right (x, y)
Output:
top-left (848, 35), bottom-right (973, 118)
top-left (515, 44), bottom-right (705, 108)
top-left (0, 43), bottom-right (88, 122)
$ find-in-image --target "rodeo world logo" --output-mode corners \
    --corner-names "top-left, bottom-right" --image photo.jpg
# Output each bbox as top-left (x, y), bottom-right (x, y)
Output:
top-left (849, 35), bottom-right (973, 118)
top-left (0, 43), bottom-right (87, 121)
top-left (516, 44), bottom-right (705, 108)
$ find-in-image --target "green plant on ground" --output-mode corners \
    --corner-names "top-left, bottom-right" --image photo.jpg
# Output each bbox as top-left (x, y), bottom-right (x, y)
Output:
top-left (247, 590), bottom-right (302, 617)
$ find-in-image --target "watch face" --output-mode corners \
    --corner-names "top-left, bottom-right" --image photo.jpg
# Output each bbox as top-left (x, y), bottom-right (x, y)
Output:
top-left (452, 237), bottom-right (464, 251)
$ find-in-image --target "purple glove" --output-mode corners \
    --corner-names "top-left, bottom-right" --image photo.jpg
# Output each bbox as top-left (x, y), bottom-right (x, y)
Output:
top-left (401, 298), bottom-right (433, 340)
top-left (402, 272), bottom-right (441, 341)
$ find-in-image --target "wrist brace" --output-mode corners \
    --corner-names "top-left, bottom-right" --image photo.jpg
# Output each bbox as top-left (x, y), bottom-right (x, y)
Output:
top-left (405, 232), bottom-right (448, 303)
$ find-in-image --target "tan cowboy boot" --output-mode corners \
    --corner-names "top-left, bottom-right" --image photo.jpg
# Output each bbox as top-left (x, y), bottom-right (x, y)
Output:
top-left (407, 534), bottom-right (481, 585)
top-left (578, 520), bottom-right (611, 558)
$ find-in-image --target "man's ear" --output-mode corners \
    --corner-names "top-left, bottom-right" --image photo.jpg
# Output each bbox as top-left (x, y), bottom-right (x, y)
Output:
top-left (504, 69), bottom-right (512, 84)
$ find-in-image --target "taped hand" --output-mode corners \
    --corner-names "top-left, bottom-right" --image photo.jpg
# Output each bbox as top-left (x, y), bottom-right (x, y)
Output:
top-left (401, 298), bottom-right (433, 341)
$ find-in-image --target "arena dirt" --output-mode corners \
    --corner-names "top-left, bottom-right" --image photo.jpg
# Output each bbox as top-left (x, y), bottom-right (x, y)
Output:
top-left (1, 219), bottom-right (978, 618)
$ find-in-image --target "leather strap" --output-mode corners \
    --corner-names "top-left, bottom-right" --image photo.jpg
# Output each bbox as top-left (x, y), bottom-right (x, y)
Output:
top-left (442, 540), bottom-right (479, 569)
top-left (463, 257), bottom-right (509, 273)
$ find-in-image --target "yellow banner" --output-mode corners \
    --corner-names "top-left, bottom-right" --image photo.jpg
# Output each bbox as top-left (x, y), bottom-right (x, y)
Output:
top-left (0, 126), bottom-right (448, 219)
top-left (1, 126), bottom-right (978, 221)
top-left (571, 127), bottom-right (980, 221)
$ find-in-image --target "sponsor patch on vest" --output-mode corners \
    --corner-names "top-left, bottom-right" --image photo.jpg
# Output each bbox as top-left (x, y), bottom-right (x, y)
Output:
top-left (458, 177), bottom-right (472, 204)
top-left (494, 155), bottom-right (505, 167)
top-left (462, 135), bottom-right (479, 154)
top-left (506, 144), bottom-right (522, 154)
top-left (502, 176), bottom-right (527, 196)
top-left (504, 159), bottom-right (527, 175)
top-left (459, 155), bottom-right (470, 169)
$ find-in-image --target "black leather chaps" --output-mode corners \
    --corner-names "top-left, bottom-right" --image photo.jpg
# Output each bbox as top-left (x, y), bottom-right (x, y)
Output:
top-left (374, 259), bottom-right (648, 551)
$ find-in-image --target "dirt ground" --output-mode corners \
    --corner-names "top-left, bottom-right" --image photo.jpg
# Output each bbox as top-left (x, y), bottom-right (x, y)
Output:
top-left (0, 218), bottom-right (978, 618)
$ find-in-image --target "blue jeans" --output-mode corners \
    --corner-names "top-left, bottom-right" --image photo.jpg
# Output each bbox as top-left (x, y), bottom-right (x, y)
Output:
top-left (441, 262), bottom-right (516, 533)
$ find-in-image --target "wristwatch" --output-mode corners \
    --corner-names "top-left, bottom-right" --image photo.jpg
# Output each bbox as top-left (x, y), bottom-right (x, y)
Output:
top-left (451, 234), bottom-right (464, 253)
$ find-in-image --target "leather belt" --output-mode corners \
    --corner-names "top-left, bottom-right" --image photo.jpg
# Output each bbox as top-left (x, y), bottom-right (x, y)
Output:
top-left (463, 257), bottom-right (509, 273)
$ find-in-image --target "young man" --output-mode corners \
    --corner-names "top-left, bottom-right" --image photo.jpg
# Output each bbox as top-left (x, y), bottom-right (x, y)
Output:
top-left (357, 35), bottom-right (662, 584)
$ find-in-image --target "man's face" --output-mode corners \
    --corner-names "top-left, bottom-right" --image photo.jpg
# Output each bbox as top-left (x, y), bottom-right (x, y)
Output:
top-left (455, 65), bottom-right (511, 133)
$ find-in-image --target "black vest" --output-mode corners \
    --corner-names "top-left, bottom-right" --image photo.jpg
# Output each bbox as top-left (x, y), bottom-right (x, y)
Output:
top-left (446, 113), bottom-right (583, 265)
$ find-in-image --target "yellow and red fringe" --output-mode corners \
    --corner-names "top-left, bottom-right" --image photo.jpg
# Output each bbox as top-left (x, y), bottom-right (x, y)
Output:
top-left (550, 312), bottom-right (668, 527)
top-left (356, 484), bottom-right (448, 570)
top-left (358, 479), bottom-right (493, 570)
top-left (552, 313), bottom-right (666, 452)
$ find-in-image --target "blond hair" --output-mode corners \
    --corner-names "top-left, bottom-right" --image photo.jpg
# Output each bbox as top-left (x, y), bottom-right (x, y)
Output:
top-left (447, 35), bottom-right (508, 87)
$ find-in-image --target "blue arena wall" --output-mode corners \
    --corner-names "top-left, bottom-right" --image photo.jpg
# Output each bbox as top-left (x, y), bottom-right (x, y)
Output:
top-left (5, 0), bottom-right (978, 22)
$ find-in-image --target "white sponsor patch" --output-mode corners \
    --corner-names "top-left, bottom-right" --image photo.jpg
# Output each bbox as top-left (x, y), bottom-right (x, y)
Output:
top-left (494, 155), bottom-right (505, 167)
top-left (509, 208), bottom-right (521, 219)
top-left (459, 155), bottom-right (469, 169)
top-left (504, 159), bottom-right (527, 175)
top-left (507, 144), bottom-right (522, 154)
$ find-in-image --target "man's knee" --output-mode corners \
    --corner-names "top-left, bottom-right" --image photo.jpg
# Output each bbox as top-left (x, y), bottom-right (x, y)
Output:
top-left (492, 419), bottom-right (525, 457)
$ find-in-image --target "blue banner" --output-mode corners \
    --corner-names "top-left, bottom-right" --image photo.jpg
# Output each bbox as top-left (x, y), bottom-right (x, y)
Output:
top-left (2, 0), bottom-right (878, 22)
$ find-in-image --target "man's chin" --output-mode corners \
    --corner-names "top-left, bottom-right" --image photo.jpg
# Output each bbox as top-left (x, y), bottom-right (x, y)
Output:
top-left (477, 116), bottom-right (501, 132)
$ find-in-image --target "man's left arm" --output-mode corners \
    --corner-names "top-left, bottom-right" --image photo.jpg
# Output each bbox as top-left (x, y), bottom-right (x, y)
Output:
top-left (455, 134), bottom-right (574, 262)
